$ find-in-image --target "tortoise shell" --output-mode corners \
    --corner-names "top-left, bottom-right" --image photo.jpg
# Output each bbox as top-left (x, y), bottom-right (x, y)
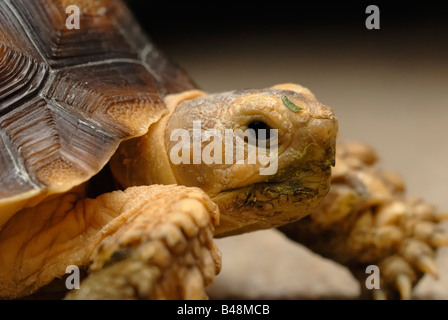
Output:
top-left (0, 0), bottom-right (194, 224)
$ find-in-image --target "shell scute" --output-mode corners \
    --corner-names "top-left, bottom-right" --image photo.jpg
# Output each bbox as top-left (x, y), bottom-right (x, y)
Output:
top-left (0, 0), bottom-right (188, 222)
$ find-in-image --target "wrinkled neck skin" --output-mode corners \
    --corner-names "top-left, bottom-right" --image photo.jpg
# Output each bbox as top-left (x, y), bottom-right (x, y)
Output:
top-left (110, 90), bottom-right (205, 188)
top-left (111, 87), bottom-right (337, 238)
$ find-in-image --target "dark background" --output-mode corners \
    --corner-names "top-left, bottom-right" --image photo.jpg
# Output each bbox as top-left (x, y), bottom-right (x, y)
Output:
top-left (126, 1), bottom-right (447, 55)
top-left (126, 2), bottom-right (447, 39)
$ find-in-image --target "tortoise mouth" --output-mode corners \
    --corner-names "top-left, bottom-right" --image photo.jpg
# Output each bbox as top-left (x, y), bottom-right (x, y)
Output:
top-left (217, 175), bottom-right (320, 210)
top-left (217, 162), bottom-right (330, 210)
top-left (211, 159), bottom-right (333, 237)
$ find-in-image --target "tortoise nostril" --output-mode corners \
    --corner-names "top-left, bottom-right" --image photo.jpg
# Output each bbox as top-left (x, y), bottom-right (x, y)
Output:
top-left (247, 121), bottom-right (272, 140)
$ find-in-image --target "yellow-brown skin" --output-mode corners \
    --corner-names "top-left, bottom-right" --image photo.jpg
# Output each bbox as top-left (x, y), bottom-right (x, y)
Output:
top-left (0, 184), bottom-right (220, 299)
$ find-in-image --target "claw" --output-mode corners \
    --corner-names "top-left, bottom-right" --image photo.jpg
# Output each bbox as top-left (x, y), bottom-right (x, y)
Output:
top-left (152, 224), bottom-right (188, 254)
top-left (379, 255), bottom-right (416, 299)
top-left (167, 212), bottom-right (199, 238)
top-left (182, 266), bottom-right (208, 299)
top-left (171, 198), bottom-right (212, 228)
top-left (395, 274), bottom-right (412, 300)
top-left (432, 212), bottom-right (448, 221)
top-left (372, 289), bottom-right (387, 300)
top-left (412, 221), bottom-right (435, 242)
top-left (401, 239), bottom-right (438, 278)
top-left (430, 233), bottom-right (448, 247)
top-left (416, 256), bottom-right (438, 279)
top-left (375, 201), bottom-right (406, 227)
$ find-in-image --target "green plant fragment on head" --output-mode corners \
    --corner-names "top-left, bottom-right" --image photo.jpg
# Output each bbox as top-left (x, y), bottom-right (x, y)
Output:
top-left (282, 96), bottom-right (302, 112)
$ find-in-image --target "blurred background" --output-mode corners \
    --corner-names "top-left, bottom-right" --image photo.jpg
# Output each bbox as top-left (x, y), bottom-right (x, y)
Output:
top-left (127, 1), bottom-right (448, 298)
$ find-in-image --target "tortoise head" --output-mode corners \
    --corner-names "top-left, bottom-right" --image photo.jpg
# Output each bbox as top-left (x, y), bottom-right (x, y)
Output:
top-left (111, 84), bottom-right (338, 237)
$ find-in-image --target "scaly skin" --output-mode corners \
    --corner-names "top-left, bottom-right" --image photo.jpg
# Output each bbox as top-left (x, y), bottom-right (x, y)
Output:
top-left (66, 185), bottom-right (221, 300)
top-left (279, 141), bottom-right (448, 299)
top-left (0, 184), bottom-right (220, 299)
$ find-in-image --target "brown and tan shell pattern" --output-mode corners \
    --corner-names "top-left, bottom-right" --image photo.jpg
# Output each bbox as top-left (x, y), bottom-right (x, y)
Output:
top-left (0, 0), bottom-right (195, 225)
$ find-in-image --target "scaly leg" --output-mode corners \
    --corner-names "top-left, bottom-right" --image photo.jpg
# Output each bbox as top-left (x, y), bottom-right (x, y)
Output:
top-left (279, 141), bottom-right (448, 299)
top-left (0, 184), bottom-right (220, 299)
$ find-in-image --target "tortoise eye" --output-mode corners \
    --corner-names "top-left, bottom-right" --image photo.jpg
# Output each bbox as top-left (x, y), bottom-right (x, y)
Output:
top-left (247, 121), bottom-right (272, 140)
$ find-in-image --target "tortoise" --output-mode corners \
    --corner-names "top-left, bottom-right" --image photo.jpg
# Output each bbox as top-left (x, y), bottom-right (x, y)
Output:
top-left (0, 0), bottom-right (445, 300)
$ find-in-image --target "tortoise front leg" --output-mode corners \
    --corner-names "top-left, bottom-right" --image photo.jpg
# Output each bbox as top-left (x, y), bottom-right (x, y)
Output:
top-left (0, 185), bottom-right (220, 300)
top-left (66, 185), bottom-right (221, 300)
top-left (279, 141), bottom-right (448, 299)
